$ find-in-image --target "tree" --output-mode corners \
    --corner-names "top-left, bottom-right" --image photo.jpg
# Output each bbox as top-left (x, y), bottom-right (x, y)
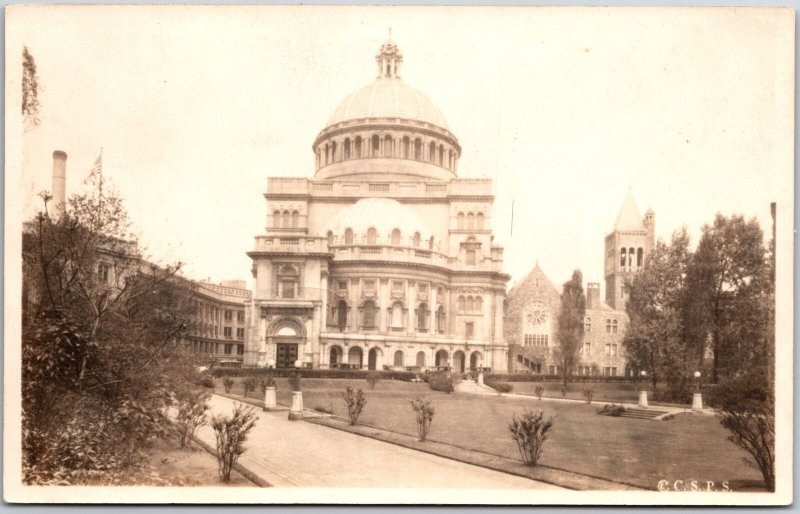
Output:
top-left (554, 270), bottom-right (585, 388)
top-left (22, 46), bottom-right (41, 129)
top-left (624, 228), bottom-right (692, 397)
top-left (22, 171), bottom-right (198, 483)
top-left (684, 214), bottom-right (769, 383)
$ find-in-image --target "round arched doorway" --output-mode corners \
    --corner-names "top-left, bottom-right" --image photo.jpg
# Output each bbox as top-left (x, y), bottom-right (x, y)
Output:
top-left (367, 347), bottom-right (383, 370)
top-left (469, 351), bottom-right (483, 371)
top-left (452, 350), bottom-right (465, 373)
top-left (329, 345), bottom-right (344, 368)
top-left (269, 319), bottom-right (305, 368)
top-left (435, 350), bottom-right (449, 368)
top-left (348, 346), bottom-right (364, 369)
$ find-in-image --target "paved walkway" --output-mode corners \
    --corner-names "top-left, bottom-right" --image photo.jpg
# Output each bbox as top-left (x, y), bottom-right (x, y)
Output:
top-left (195, 394), bottom-right (563, 489)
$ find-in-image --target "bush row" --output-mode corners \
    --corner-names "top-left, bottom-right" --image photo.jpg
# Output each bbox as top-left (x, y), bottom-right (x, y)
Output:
top-left (211, 367), bottom-right (418, 382)
top-left (486, 373), bottom-right (641, 384)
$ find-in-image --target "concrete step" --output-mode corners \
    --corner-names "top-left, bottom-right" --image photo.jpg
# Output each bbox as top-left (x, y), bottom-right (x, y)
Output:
top-left (618, 408), bottom-right (669, 420)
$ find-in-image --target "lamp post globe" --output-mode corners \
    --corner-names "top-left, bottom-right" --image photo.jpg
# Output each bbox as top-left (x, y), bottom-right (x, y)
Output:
top-left (294, 359), bottom-right (302, 369)
top-left (694, 371), bottom-right (702, 392)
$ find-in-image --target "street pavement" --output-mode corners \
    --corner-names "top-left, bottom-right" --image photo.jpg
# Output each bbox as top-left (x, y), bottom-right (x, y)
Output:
top-left (195, 394), bottom-right (563, 489)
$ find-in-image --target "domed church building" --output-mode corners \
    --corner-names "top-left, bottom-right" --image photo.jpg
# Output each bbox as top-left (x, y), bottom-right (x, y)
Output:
top-left (243, 37), bottom-right (511, 372)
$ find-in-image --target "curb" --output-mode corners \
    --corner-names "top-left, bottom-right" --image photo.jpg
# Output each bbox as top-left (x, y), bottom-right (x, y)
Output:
top-left (191, 435), bottom-right (271, 488)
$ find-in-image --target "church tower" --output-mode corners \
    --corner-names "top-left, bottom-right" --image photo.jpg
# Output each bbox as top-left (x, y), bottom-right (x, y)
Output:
top-left (604, 192), bottom-right (655, 311)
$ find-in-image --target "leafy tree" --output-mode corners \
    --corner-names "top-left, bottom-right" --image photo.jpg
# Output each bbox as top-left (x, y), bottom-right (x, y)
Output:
top-left (22, 46), bottom-right (41, 129)
top-left (624, 228), bottom-right (692, 397)
top-left (684, 214), bottom-right (769, 383)
top-left (554, 270), bottom-right (585, 388)
top-left (22, 171), bottom-right (198, 483)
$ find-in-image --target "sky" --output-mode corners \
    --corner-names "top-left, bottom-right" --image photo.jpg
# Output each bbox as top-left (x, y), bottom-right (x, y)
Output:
top-left (10, 5), bottom-right (793, 293)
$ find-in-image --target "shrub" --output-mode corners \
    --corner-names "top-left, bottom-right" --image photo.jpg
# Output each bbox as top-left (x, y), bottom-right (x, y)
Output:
top-left (242, 376), bottom-right (258, 398)
top-left (223, 377), bottom-right (234, 394)
top-left (196, 372), bottom-right (215, 389)
top-left (366, 371), bottom-right (382, 390)
top-left (342, 386), bottom-right (367, 426)
top-left (714, 374), bottom-right (775, 491)
top-left (508, 409), bottom-right (555, 466)
top-left (427, 372), bottom-right (455, 393)
top-left (596, 403), bottom-right (626, 417)
top-left (210, 403), bottom-right (257, 483)
top-left (175, 390), bottom-right (210, 448)
top-left (313, 404), bottom-right (334, 415)
top-left (410, 397), bottom-right (435, 441)
top-left (534, 386), bottom-right (544, 400)
top-left (486, 378), bottom-right (513, 393)
top-left (581, 389), bottom-right (595, 404)
top-left (289, 371), bottom-right (302, 392)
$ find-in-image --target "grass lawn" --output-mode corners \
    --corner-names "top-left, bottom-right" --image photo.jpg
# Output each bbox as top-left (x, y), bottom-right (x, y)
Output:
top-left (214, 377), bottom-right (765, 491)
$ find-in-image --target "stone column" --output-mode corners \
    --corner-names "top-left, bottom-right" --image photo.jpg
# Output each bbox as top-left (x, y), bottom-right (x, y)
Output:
top-left (639, 390), bottom-right (649, 408)
top-left (379, 279), bottom-right (389, 332)
top-left (692, 393), bottom-right (703, 411)
top-left (407, 281), bottom-right (416, 334)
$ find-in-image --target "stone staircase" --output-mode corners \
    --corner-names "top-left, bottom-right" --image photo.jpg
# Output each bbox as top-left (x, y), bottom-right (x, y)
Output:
top-left (454, 379), bottom-right (497, 395)
top-left (618, 407), bottom-right (670, 420)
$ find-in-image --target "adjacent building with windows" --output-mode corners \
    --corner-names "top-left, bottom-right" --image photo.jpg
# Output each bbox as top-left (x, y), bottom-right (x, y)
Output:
top-left (184, 280), bottom-right (251, 367)
top-left (505, 193), bottom-right (654, 376)
top-left (244, 37), bottom-right (510, 371)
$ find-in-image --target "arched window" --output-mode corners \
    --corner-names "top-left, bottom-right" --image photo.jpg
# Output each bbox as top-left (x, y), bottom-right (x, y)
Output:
top-left (476, 212), bottom-right (484, 230)
top-left (475, 296), bottom-right (483, 312)
top-left (403, 137), bottom-right (410, 158)
top-left (466, 296), bottom-right (474, 312)
top-left (355, 136), bottom-right (362, 158)
top-left (637, 248), bottom-right (644, 267)
top-left (429, 141), bottom-right (436, 163)
top-left (282, 210), bottom-right (291, 228)
top-left (393, 350), bottom-right (404, 367)
top-left (416, 351), bottom-right (426, 367)
top-left (428, 236), bottom-right (434, 250)
top-left (273, 210), bottom-right (281, 228)
top-left (291, 210), bottom-right (299, 228)
top-left (327, 231), bottom-right (334, 247)
top-left (367, 227), bottom-right (377, 244)
top-left (467, 213), bottom-right (475, 230)
top-left (391, 229), bottom-right (401, 245)
top-left (436, 305), bottom-right (445, 333)
top-left (457, 296), bottom-right (465, 312)
top-left (336, 300), bottom-right (348, 331)
top-left (391, 302), bottom-right (404, 329)
top-left (325, 144), bottom-right (330, 165)
top-left (344, 138), bottom-right (351, 159)
top-left (612, 319), bottom-right (618, 333)
top-left (345, 228), bottom-right (354, 245)
top-left (439, 145), bottom-right (444, 165)
top-left (414, 138), bottom-right (422, 160)
top-left (278, 264), bottom-right (299, 299)
top-left (331, 141), bottom-right (337, 162)
top-left (457, 213), bottom-right (465, 230)
top-left (372, 134), bottom-right (380, 156)
top-left (412, 232), bottom-right (420, 247)
top-left (362, 301), bottom-right (377, 329)
top-left (620, 248), bottom-right (627, 267)
top-left (384, 135), bottom-right (393, 157)
top-left (417, 303), bottom-right (429, 330)
top-left (448, 150), bottom-right (454, 170)
top-left (628, 247), bottom-right (635, 267)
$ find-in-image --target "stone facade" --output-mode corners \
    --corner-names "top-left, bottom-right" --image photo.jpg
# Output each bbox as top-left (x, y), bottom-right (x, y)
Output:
top-left (505, 195), bottom-right (653, 377)
top-left (184, 280), bottom-right (251, 366)
top-left (244, 38), bottom-right (510, 372)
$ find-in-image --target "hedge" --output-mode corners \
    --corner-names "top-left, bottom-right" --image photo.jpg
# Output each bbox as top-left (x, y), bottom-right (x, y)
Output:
top-left (211, 367), bottom-right (418, 382)
top-left (486, 373), bottom-right (641, 384)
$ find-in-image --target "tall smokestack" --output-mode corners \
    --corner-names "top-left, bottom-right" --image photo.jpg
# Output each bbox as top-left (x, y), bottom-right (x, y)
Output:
top-left (51, 150), bottom-right (67, 218)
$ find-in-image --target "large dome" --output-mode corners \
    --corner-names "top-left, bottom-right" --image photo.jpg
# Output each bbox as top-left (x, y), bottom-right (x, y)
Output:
top-left (327, 77), bottom-right (448, 129)
top-left (323, 198), bottom-right (433, 244)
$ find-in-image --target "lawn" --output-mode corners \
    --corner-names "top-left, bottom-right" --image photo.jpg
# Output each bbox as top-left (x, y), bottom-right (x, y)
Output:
top-left (214, 377), bottom-right (765, 491)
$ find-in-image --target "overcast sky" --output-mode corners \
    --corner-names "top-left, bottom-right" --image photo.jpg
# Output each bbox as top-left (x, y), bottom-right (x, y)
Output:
top-left (11, 5), bottom-right (793, 293)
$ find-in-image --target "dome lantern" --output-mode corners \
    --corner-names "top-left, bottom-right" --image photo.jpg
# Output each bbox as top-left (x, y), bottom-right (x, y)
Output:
top-left (376, 31), bottom-right (403, 79)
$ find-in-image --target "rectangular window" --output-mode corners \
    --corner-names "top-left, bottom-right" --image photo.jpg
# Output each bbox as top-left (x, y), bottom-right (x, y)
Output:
top-left (612, 344), bottom-right (618, 357)
top-left (237, 344), bottom-right (244, 355)
top-left (281, 281), bottom-right (296, 298)
top-left (585, 318), bottom-right (591, 332)
top-left (582, 342), bottom-right (590, 356)
top-left (224, 327), bottom-right (232, 338)
top-left (606, 319), bottom-right (612, 333)
top-left (98, 263), bottom-right (110, 283)
top-left (605, 343), bottom-right (611, 356)
top-left (224, 344), bottom-right (232, 355)
top-left (549, 365), bottom-right (556, 375)
top-left (612, 320), bottom-right (618, 334)
top-left (236, 328), bottom-right (244, 338)
top-left (224, 310), bottom-right (232, 321)
top-left (237, 311), bottom-right (245, 322)
top-left (465, 322), bottom-right (474, 339)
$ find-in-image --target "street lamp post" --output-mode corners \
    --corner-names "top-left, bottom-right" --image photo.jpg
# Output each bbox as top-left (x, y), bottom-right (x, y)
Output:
top-left (638, 370), bottom-right (648, 408)
top-left (289, 359), bottom-right (304, 420)
top-left (692, 371), bottom-right (703, 411)
top-left (264, 359), bottom-right (277, 411)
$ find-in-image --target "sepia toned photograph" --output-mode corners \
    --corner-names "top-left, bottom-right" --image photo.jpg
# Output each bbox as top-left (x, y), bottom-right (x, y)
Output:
top-left (4, 5), bottom-right (794, 505)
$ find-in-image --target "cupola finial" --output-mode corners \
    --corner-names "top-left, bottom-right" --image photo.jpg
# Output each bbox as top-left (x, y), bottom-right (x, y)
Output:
top-left (376, 33), bottom-right (402, 79)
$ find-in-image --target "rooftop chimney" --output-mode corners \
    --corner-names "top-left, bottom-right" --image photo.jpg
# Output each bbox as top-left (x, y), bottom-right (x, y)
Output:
top-left (51, 150), bottom-right (67, 219)
top-left (586, 282), bottom-right (601, 310)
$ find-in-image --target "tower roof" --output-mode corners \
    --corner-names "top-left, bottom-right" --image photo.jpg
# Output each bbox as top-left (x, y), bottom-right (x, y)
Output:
top-left (612, 191), bottom-right (646, 232)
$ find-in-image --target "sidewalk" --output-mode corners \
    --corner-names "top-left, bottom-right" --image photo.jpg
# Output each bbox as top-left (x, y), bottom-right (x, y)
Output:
top-left (195, 394), bottom-right (563, 489)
